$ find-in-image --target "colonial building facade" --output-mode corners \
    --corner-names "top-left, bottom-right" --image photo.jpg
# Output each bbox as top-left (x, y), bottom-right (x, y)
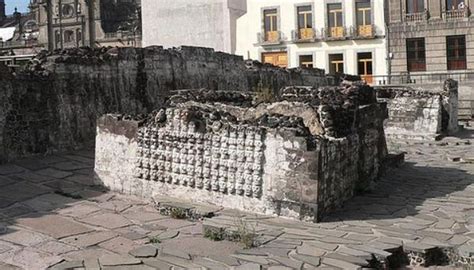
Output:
top-left (235, 0), bottom-right (387, 83)
top-left (0, 0), bottom-right (141, 56)
top-left (30, 0), bottom-right (141, 50)
top-left (387, 0), bottom-right (474, 79)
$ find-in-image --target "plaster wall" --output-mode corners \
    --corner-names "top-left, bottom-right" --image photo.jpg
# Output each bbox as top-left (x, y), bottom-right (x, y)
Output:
top-left (142, 0), bottom-right (246, 54)
top-left (235, 0), bottom-right (387, 75)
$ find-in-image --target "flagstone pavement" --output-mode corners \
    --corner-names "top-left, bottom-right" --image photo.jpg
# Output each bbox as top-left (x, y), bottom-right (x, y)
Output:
top-left (0, 128), bottom-right (472, 269)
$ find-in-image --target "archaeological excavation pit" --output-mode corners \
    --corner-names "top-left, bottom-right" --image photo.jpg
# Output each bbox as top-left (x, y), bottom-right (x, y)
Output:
top-left (94, 81), bottom-right (389, 222)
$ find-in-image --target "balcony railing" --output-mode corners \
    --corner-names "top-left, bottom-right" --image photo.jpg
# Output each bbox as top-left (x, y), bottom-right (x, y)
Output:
top-left (405, 10), bottom-right (429, 22)
top-left (444, 7), bottom-right (470, 19)
top-left (372, 71), bottom-right (474, 86)
top-left (350, 24), bottom-right (376, 39)
top-left (291, 28), bottom-right (319, 42)
top-left (0, 39), bottom-right (38, 49)
top-left (257, 31), bottom-right (283, 45)
top-left (322, 27), bottom-right (347, 40)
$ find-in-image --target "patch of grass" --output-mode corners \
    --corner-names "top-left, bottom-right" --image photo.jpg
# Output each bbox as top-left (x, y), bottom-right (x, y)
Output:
top-left (204, 228), bottom-right (225, 241)
top-left (170, 208), bottom-right (186, 219)
top-left (149, 236), bottom-right (161, 244)
top-left (234, 217), bottom-right (258, 249)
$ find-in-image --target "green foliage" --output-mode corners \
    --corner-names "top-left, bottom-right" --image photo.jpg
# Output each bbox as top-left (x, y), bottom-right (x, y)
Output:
top-left (170, 208), bottom-right (186, 219)
top-left (204, 228), bottom-right (225, 241)
top-left (149, 236), bottom-right (161, 244)
top-left (234, 217), bottom-right (258, 249)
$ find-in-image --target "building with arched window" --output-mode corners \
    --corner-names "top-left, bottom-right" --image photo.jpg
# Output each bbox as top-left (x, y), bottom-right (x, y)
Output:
top-left (0, 0), bottom-right (141, 55)
top-left (29, 0), bottom-right (141, 50)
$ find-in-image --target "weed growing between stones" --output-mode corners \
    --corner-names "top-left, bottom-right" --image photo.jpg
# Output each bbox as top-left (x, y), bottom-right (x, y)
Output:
top-left (204, 228), bottom-right (225, 241)
top-left (234, 217), bottom-right (258, 249)
top-left (170, 208), bottom-right (186, 219)
top-left (149, 236), bottom-right (161, 244)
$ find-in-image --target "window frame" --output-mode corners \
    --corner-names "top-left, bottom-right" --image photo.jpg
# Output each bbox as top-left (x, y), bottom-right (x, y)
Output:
top-left (329, 53), bottom-right (344, 74)
top-left (406, 38), bottom-right (427, 72)
top-left (406, 0), bottom-right (425, 14)
top-left (446, 35), bottom-right (467, 70)
top-left (299, 54), bottom-right (314, 68)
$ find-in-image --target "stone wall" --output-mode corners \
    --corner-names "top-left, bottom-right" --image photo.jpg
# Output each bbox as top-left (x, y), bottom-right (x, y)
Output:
top-left (95, 84), bottom-right (388, 221)
top-left (0, 46), bottom-right (328, 163)
top-left (375, 79), bottom-right (459, 141)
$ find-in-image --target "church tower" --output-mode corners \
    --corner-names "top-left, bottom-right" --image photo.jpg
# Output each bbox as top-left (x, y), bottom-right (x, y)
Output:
top-left (0, 0), bottom-right (6, 20)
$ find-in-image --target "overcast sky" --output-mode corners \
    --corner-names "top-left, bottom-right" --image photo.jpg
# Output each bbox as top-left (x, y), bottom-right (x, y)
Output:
top-left (5, 0), bottom-right (29, 15)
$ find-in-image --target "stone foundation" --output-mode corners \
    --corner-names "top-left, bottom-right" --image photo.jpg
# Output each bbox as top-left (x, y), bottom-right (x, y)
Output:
top-left (95, 83), bottom-right (388, 222)
top-left (376, 79), bottom-right (459, 141)
top-left (0, 46), bottom-right (328, 163)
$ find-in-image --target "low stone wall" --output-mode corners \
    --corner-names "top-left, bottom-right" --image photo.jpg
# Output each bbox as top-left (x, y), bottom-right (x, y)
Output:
top-left (375, 79), bottom-right (458, 141)
top-left (0, 46), bottom-right (328, 163)
top-left (95, 84), bottom-right (388, 221)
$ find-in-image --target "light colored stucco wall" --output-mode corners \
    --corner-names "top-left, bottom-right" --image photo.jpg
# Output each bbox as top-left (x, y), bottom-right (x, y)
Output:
top-left (236, 0), bottom-right (387, 76)
top-left (142, 0), bottom-right (246, 54)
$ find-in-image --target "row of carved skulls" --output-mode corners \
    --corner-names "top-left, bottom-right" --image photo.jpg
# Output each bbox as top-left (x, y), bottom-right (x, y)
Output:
top-left (136, 158), bottom-right (262, 174)
top-left (138, 146), bottom-right (264, 163)
top-left (139, 126), bottom-right (264, 147)
top-left (134, 169), bottom-right (262, 197)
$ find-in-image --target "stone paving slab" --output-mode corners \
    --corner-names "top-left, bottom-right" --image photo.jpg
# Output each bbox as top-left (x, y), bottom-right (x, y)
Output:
top-left (0, 136), bottom-right (471, 269)
top-left (16, 214), bottom-right (94, 239)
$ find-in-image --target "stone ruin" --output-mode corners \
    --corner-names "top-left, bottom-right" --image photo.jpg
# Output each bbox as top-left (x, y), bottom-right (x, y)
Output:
top-left (95, 81), bottom-right (388, 222)
top-left (376, 79), bottom-right (459, 141)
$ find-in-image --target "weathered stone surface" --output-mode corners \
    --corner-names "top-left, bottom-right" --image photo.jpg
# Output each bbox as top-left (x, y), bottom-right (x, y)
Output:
top-left (16, 214), bottom-right (93, 239)
top-left (129, 245), bottom-right (158, 258)
top-left (34, 241), bottom-right (77, 255)
top-left (0, 46), bottom-right (327, 163)
top-left (0, 229), bottom-right (51, 246)
top-left (95, 83), bottom-right (388, 222)
top-left (99, 254), bottom-right (142, 266)
top-left (79, 213), bottom-right (133, 229)
top-left (35, 168), bottom-right (73, 179)
top-left (289, 253), bottom-right (321, 267)
top-left (61, 231), bottom-right (119, 248)
top-left (98, 237), bottom-right (140, 254)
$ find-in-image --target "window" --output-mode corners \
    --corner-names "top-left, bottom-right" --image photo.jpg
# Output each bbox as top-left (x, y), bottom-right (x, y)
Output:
top-left (358, 52), bottom-right (373, 84)
top-left (62, 4), bottom-right (74, 17)
top-left (264, 9), bottom-right (278, 42)
top-left (406, 0), bottom-right (424, 13)
top-left (299, 55), bottom-right (314, 68)
top-left (406, 38), bottom-right (426, 72)
top-left (55, 30), bottom-right (60, 47)
top-left (447, 0), bottom-right (466, 10)
top-left (64, 30), bottom-right (74, 43)
top-left (329, 54), bottom-right (344, 74)
top-left (328, 3), bottom-right (344, 38)
top-left (262, 52), bottom-right (288, 68)
top-left (76, 29), bottom-right (82, 44)
top-left (356, 1), bottom-right (372, 37)
top-left (356, 1), bottom-right (372, 26)
top-left (297, 6), bottom-right (313, 39)
top-left (447, 35), bottom-right (466, 70)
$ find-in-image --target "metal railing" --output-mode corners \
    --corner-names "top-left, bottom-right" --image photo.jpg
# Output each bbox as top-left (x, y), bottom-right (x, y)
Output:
top-left (257, 31), bottom-right (283, 45)
top-left (291, 28), bottom-right (320, 42)
top-left (372, 71), bottom-right (474, 86)
top-left (0, 39), bottom-right (38, 49)
top-left (350, 24), bottom-right (376, 39)
top-left (405, 11), bottom-right (429, 22)
top-left (322, 27), bottom-right (348, 40)
top-left (444, 7), bottom-right (470, 19)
